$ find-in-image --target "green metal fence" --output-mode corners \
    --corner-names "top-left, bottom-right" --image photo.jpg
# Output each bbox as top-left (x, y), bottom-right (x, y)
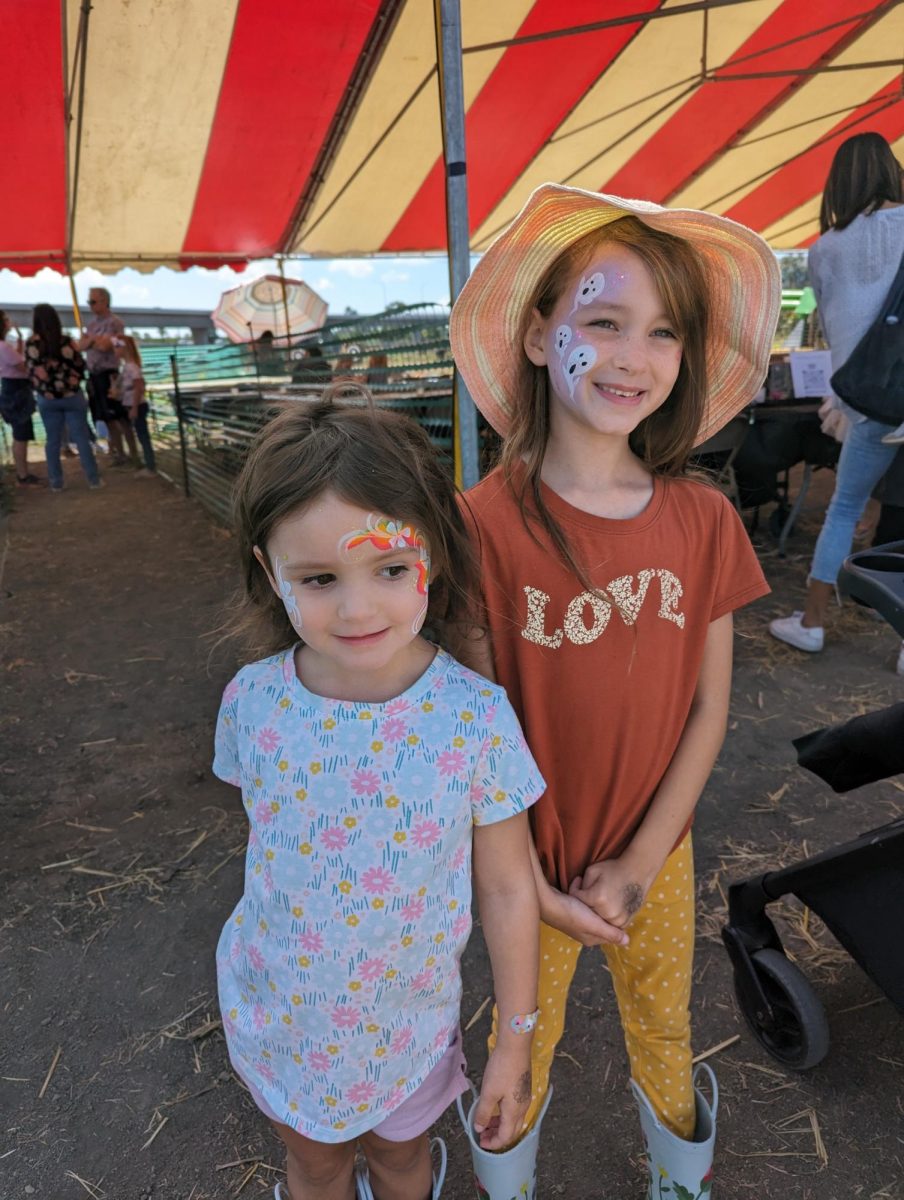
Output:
top-left (4, 290), bottom-right (812, 514)
top-left (145, 304), bottom-right (463, 525)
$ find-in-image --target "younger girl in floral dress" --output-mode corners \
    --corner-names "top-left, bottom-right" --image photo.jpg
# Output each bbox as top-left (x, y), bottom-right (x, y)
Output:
top-left (213, 385), bottom-right (543, 1200)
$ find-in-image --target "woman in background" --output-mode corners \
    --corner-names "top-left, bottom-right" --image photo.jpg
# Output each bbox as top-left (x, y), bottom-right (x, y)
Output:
top-left (25, 304), bottom-right (101, 492)
top-left (0, 309), bottom-right (39, 486)
top-left (769, 132), bottom-right (904, 654)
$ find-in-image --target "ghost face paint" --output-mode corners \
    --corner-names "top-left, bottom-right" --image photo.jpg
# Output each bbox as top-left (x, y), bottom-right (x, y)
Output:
top-left (257, 492), bottom-right (432, 696)
top-left (536, 243), bottom-right (683, 440)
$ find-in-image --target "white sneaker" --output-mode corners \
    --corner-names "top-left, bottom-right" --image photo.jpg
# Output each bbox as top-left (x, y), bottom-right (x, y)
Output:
top-left (768, 612), bottom-right (825, 652)
top-left (881, 422), bottom-right (904, 445)
top-left (896, 641), bottom-right (904, 675)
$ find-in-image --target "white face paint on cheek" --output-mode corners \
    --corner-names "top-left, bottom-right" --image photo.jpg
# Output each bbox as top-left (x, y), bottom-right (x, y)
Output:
top-left (273, 555), bottom-right (302, 630)
top-left (563, 343), bottom-right (597, 399)
top-left (407, 544), bottom-right (430, 635)
top-left (570, 270), bottom-right (606, 315)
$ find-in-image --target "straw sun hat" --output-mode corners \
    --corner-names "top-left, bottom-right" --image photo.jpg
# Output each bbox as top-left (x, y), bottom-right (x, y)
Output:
top-left (450, 183), bottom-right (782, 446)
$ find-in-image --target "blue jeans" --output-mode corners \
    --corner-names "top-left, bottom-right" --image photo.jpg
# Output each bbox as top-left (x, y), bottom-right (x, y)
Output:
top-left (37, 392), bottom-right (100, 489)
top-left (131, 403), bottom-right (156, 471)
top-left (810, 417), bottom-right (898, 583)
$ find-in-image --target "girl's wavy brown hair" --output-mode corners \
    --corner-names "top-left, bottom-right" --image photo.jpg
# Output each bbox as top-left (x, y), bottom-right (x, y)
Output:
top-left (500, 216), bottom-right (710, 595)
top-left (226, 383), bottom-right (479, 661)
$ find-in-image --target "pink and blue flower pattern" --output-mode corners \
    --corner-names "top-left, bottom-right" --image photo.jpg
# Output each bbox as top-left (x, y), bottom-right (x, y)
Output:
top-left (213, 647), bottom-right (544, 1142)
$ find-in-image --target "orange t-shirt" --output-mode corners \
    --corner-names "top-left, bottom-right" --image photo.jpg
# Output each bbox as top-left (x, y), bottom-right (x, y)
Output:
top-left (464, 466), bottom-right (769, 892)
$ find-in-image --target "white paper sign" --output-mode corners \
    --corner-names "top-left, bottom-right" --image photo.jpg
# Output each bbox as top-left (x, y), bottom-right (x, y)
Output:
top-left (789, 350), bottom-right (833, 399)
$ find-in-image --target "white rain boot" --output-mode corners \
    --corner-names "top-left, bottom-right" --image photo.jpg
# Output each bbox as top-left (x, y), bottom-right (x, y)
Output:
top-left (355, 1136), bottom-right (447, 1200)
top-left (456, 1085), bottom-right (553, 1200)
top-left (631, 1063), bottom-right (718, 1200)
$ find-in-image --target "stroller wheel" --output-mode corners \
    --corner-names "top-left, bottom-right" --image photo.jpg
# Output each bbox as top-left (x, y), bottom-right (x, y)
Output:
top-left (735, 948), bottom-right (830, 1070)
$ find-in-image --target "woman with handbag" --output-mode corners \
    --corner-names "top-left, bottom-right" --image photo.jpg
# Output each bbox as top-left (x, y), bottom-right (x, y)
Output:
top-left (769, 132), bottom-right (904, 653)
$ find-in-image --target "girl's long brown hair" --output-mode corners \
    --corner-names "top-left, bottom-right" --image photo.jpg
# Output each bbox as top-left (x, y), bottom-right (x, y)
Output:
top-left (819, 131), bottom-right (903, 233)
top-left (227, 384), bottom-right (480, 661)
top-left (500, 216), bottom-right (710, 596)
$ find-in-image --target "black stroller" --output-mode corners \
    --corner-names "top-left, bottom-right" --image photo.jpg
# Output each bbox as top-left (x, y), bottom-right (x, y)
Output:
top-left (722, 542), bottom-right (904, 1069)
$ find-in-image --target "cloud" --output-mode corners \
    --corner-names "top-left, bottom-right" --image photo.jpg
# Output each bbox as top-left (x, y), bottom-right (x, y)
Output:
top-left (327, 260), bottom-right (374, 279)
top-left (381, 270), bottom-right (410, 284)
top-left (314, 277), bottom-right (333, 291)
top-left (4, 266), bottom-right (70, 292)
top-left (119, 283), bottom-right (151, 301)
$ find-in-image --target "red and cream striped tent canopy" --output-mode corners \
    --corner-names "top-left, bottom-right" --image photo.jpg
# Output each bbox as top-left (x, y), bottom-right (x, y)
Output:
top-left (4, 0), bottom-right (903, 278)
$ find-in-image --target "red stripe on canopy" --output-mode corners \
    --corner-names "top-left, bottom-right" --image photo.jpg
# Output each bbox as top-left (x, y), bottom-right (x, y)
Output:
top-left (0, 0), bottom-right (67, 275)
top-left (723, 81), bottom-right (904, 231)
top-left (600, 0), bottom-right (883, 205)
top-left (381, 0), bottom-right (661, 252)
top-left (180, 0), bottom-right (383, 267)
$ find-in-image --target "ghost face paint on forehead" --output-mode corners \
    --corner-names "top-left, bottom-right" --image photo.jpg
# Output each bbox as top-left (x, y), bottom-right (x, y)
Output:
top-left (541, 243), bottom-right (683, 435)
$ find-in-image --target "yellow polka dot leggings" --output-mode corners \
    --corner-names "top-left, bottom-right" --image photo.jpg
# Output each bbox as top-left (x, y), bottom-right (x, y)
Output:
top-left (490, 835), bottom-right (696, 1140)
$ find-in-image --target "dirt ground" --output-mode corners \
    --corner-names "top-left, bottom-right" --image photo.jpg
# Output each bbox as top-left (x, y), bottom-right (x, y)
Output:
top-left (2, 461), bottom-right (904, 1200)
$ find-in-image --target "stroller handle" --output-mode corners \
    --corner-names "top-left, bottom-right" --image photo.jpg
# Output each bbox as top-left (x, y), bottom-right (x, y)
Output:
top-left (838, 539), bottom-right (904, 638)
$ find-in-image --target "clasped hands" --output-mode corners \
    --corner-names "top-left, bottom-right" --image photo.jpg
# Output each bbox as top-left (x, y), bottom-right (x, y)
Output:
top-left (543, 855), bottom-right (652, 948)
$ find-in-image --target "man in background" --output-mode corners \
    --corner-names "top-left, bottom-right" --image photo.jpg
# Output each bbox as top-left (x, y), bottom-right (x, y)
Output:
top-left (79, 287), bottom-right (136, 464)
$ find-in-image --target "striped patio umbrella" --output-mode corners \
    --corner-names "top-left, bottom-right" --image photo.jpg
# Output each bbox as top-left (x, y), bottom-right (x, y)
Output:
top-left (211, 275), bottom-right (328, 343)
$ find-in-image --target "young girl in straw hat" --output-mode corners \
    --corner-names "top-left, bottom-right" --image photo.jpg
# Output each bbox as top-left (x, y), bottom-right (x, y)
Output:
top-left (450, 185), bottom-right (781, 1198)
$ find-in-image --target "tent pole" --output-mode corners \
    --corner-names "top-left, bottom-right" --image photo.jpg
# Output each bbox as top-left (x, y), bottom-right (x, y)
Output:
top-left (434, 0), bottom-right (479, 490)
top-left (277, 256), bottom-right (292, 348)
top-left (67, 272), bottom-right (83, 332)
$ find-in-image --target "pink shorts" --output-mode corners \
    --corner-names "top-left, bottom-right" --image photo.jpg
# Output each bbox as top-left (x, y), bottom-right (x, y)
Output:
top-left (240, 1030), bottom-right (469, 1144)
top-left (372, 1030), bottom-right (469, 1141)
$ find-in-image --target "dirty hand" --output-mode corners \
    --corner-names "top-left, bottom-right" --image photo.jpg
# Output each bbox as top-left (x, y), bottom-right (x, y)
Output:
top-left (472, 1044), bottom-right (532, 1150)
top-left (568, 856), bottom-right (650, 929)
top-left (540, 880), bottom-right (628, 947)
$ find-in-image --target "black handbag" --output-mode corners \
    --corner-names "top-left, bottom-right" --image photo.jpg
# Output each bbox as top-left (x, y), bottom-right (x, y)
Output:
top-left (830, 250), bottom-right (904, 424)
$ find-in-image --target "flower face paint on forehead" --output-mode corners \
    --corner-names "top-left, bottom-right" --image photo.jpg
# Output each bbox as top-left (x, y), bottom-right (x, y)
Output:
top-left (339, 513), bottom-right (430, 633)
top-left (273, 554), bottom-right (302, 629)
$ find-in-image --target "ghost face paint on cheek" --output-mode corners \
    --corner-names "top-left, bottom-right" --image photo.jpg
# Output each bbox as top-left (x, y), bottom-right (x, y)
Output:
top-left (548, 263), bottom-right (619, 402)
top-left (545, 245), bottom-right (682, 425)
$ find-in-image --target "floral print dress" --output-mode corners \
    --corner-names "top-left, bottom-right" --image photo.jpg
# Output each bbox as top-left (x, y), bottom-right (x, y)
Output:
top-left (214, 647), bottom-right (544, 1141)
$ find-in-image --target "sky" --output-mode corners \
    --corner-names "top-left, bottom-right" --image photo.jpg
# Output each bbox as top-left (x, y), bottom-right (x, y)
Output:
top-left (0, 255), bottom-right (460, 323)
top-left (0, 248), bottom-right (799, 329)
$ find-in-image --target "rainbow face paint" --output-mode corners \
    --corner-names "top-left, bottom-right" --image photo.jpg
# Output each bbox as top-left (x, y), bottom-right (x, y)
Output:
top-left (339, 514), bottom-right (430, 633)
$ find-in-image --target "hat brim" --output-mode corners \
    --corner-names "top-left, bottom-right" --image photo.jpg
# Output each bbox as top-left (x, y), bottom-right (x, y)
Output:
top-left (450, 184), bottom-right (782, 447)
